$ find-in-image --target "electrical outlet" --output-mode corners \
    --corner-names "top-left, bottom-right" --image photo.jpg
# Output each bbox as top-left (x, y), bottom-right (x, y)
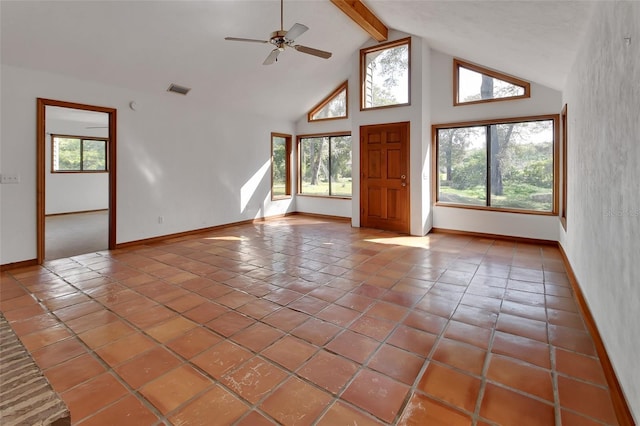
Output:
top-left (158, 216), bottom-right (164, 224)
top-left (1, 173), bottom-right (20, 184)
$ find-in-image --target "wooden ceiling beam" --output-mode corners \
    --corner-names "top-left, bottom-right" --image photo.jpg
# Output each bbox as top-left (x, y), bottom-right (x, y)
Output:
top-left (330, 0), bottom-right (388, 42)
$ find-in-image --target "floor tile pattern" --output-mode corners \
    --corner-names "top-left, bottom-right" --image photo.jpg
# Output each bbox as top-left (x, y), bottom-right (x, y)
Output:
top-left (0, 216), bottom-right (619, 425)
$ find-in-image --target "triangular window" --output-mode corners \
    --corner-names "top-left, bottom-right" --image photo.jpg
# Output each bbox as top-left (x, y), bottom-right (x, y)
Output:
top-left (308, 81), bottom-right (348, 121)
top-left (454, 58), bottom-right (530, 106)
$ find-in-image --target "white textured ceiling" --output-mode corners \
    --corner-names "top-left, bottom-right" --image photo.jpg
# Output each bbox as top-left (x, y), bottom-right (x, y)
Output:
top-left (0, 1), bottom-right (594, 121)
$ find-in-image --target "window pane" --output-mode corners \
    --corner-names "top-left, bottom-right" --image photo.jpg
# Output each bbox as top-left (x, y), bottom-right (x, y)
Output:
top-left (363, 42), bottom-right (409, 108)
top-left (457, 66), bottom-right (525, 104)
top-left (329, 136), bottom-right (352, 197)
top-left (311, 88), bottom-right (347, 120)
top-left (82, 139), bottom-right (107, 171)
top-left (54, 137), bottom-right (81, 171)
top-left (438, 126), bottom-right (487, 206)
top-left (272, 136), bottom-right (287, 197)
top-left (300, 137), bottom-right (329, 196)
top-left (489, 120), bottom-right (554, 211)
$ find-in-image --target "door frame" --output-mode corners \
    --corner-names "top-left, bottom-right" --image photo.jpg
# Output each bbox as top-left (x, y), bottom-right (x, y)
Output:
top-left (360, 121), bottom-right (410, 233)
top-left (36, 98), bottom-right (117, 264)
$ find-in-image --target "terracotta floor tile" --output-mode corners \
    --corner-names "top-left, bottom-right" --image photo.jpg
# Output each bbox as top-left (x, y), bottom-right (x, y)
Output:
top-left (349, 314), bottom-right (396, 341)
top-left (263, 288), bottom-right (303, 305)
top-left (287, 295), bottom-right (330, 315)
top-left (114, 347), bottom-right (182, 389)
top-left (0, 293), bottom-right (38, 312)
top-left (342, 369), bottom-right (409, 423)
top-left (549, 324), bottom-right (596, 356)
top-left (317, 304), bottom-right (360, 326)
top-left (30, 337), bottom-right (87, 370)
top-left (500, 299), bottom-right (547, 322)
top-left (366, 301), bottom-right (409, 321)
top-left (486, 354), bottom-right (553, 401)
top-left (222, 356), bottom-right (288, 404)
top-left (2, 303), bottom-right (47, 321)
top-left (546, 294), bottom-right (578, 313)
top-left (496, 312), bottom-right (548, 343)
top-left (10, 313), bottom-right (61, 336)
top-left (415, 294), bottom-right (459, 318)
top-left (206, 311), bottom-right (254, 337)
top-left (95, 332), bottom-right (156, 366)
top-left (262, 308), bottom-right (310, 331)
top-left (459, 294), bottom-right (502, 313)
top-left (557, 375), bottom-right (617, 424)
top-left (231, 322), bottom-right (284, 352)
top-left (183, 301), bottom-right (229, 323)
top-left (120, 304), bottom-right (176, 330)
top-left (77, 395), bottom-right (159, 426)
top-left (19, 324), bottom-right (73, 352)
top-left (326, 330), bottom-right (379, 364)
top-left (140, 364), bottom-right (212, 414)
top-left (336, 293), bottom-right (375, 312)
top-left (480, 383), bottom-right (555, 426)
top-left (191, 341), bottom-right (253, 379)
top-left (61, 372), bottom-right (129, 423)
top-left (260, 376), bottom-right (333, 426)
top-left (145, 316), bottom-right (197, 343)
top-left (397, 393), bottom-right (472, 426)
top-left (367, 343), bottom-right (424, 385)
top-left (109, 295), bottom-right (157, 317)
top-left (443, 320), bottom-right (492, 350)
top-left (560, 409), bottom-right (605, 426)
top-left (78, 320), bottom-right (135, 349)
top-left (166, 327), bottom-right (222, 359)
top-left (298, 349), bottom-right (358, 394)
top-left (432, 338), bottom-right (487, 376)
top-left (417, 363), bottom-right (480, 413)
top-left (492, 331), bottom-right (551, 369)
top-left (403, 310), bottom-right (448, 335)
top-left (235, 410), bottom-right (276, 426)
top-left (291, 317), bottom-right (341, 346)
top-left (42, 292), bottom-right (90, 311)
top-left (237, 299), bottom-right (281, 319)
top-left (262, 335), bottom-right (318, 370)
top-left (308, 286), bottom-right (347, 303)
top-left (451, 305), bottom-right (498, 329)
top-left (547, 308), bottom-right (586, 330)
top-left (387, 324), bottom-right (437, 356)
top-left (555, 348), bottom-right (607, 385)
top-left (317, 400), bottom-right (385, 426)
top-left (169, 385), bottom-right (248, 425)
top-left (65, 309), bottom-right (120, 334)
top-left (216, 289), bottom-right (257, 309)
top-left (466, 283), bottom-right (505, 299)
top-left (45, 353), bottom-right (106, 393)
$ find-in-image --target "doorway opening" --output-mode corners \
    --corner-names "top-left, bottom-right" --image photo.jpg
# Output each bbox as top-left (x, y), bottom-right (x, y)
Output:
top-left (37, 99), bottom-right (117, 263)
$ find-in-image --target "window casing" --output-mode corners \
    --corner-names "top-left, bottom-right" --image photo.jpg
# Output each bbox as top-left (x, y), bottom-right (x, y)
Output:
top-left (360, 37), bottom-right (411, 110)
top-left (434, 115), bottom-right (559, 214)
top-left (51, 135), bottom-right (108, 173)
top-left (308, 81), bottom-right (348, 122)
top-left (298, 133), bottom-right (352, 198)
top-left (454, 58), bottom-right (531, 106)
top-left (560, 104), bottom-right (568, 229)
top-left (271, 133), bottom-right (292, 199)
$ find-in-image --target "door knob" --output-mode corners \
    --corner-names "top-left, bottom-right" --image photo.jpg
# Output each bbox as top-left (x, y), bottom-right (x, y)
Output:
top-left (401, 175), bottom-right (406, 179)
top-left (401, 182), bottom-right (406, 187)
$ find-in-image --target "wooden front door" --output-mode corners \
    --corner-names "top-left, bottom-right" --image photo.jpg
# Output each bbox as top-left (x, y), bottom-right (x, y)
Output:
top-left (360, 122), bottom-right (410, 233)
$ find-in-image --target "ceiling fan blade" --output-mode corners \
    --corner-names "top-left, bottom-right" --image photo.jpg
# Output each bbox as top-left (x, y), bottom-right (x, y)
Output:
top-left (285, 23), bottom-right (308, 41)
top-left (263, 49), bottom-right (280, 65)
top-left (294, 45), bottom-right (332, 59)
top-left (224, 37), bottom-right (269, 44)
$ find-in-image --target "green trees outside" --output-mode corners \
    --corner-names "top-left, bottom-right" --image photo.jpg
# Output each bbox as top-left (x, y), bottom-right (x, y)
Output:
top-left (53, 137), bottom-right (107, 171)
top-left (300, 136), bottom-right (352, 196)
top-left (363, 41), bottom-right (409, 108)
top-left (271, 136), bottom-right (287, 197)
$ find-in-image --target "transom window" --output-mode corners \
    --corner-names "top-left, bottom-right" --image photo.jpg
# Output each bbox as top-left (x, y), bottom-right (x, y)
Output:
top-left (298, 133), bottom-right (352, 198)
top-left (434, 115), bottom-right (558, 214)
top-left (51, 135), bottom-right (108, 172)
top-left (308, 81), bottom-right (348, 122)
top-left (271, 133), bottom-right (292, 199)
top-left (454, 58), bottom-right (530, 106)
top-left (360, 37), bottom-right (410, 110)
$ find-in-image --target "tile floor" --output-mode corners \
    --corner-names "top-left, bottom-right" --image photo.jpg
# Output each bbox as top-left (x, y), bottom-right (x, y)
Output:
top-left (0, 216), bottom-right (619, 425)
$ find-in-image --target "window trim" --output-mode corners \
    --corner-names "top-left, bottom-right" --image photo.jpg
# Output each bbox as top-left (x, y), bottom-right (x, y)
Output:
top-left (432, 114), bottom-right (559, 215)
top-left (297, 131), bottom-right (352, 199)
top-left (360, 37), bottom-right (411, 111)
top-left (560, 104), bottom-right (568, 230)
top-left (307, 81), bottom-right (348, 122)
top-left (453, 58), bottom-right (531, 106)
top-left (271, 132), bottom-right (292, 200)
top-left (51, 134), bottom-right (109, 173)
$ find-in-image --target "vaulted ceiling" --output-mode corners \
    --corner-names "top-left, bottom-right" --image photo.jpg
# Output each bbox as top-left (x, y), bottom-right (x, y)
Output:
top-left (0, 1), bottom-right (594, 121)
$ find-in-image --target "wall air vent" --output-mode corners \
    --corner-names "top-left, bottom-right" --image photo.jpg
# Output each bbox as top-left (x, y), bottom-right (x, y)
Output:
top-left (167, 83), bottom-right (191, 95)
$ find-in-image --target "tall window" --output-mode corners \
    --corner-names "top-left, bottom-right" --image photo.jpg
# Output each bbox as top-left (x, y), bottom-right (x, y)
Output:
top-left (308, 81), bottom-right (348, 122)
top-left (271, 133), bottom-right (291, 199)
top-left (298, 133), bottom-right (352, 198)
top-left (454, 58), bottom-right (530, 106)
top-left (361, 38), bottom-right (410, 110)
top-left (52, 135), bottom-right (108, 172)
top-left (434, 115), bottom-right (558, 214)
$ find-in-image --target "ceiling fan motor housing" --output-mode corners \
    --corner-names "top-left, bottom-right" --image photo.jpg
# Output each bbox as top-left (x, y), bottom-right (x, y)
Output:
top-left (270, 30), bottom-right (289, 50)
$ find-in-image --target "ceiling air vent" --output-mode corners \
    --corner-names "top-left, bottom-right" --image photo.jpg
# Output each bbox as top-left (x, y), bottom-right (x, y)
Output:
top-left (167, 83), bottom-right (191, 95)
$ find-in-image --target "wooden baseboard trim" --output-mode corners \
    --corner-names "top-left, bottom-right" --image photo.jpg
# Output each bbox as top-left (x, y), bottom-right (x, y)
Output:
top-left (430, 227), bottom-right (556, 246)
top-left (0, 259), bottom-right (38, 272)
top-left (286, 211), bottom-right (351, 223)
top-left (557, 244), bottom-right (636, 426)
top-left (45, 209), bottom-right (108, 217)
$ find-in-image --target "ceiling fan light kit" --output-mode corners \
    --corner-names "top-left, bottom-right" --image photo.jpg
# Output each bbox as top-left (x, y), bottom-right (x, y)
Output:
top-left (224, 0), bottom-right (332, 65)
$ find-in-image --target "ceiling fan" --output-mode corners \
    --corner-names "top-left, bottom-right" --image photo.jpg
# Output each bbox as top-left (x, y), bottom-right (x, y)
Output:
top-left (224, 0), bottom-right (332, 65)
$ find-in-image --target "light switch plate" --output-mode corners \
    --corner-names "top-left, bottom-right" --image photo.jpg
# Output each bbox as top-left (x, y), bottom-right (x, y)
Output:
top-left (1, 173), bottom-right (21, 184)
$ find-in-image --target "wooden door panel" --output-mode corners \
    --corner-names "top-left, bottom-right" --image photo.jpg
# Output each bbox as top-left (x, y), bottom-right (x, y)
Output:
top-left (360, 122), bottom-right (410, 233)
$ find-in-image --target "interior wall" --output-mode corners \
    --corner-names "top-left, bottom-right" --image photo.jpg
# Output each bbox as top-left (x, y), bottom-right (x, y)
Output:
top-left (560, 2), bottom-right (639, 421)
top-left (45, 117), bottom-right (109, 215)
top-left (0, 64), bottom-right (295, 265)
top-left (430, 49), bottom-right (563, 240)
